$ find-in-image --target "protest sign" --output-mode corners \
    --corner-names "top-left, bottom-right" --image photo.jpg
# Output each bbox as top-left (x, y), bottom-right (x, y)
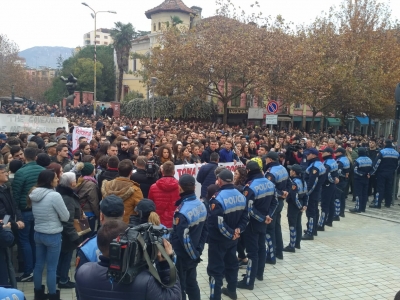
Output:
top-left (173, 162), bottom-right (244, 198)
top-left (72, 127), bottom-right (93, 150)
top-left (0, 114), bottom-right (68, 133)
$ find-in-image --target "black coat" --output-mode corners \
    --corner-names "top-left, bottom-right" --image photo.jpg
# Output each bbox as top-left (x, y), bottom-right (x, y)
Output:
top-left (0, 185), bottom-right (22, 233)
top-left (56, 185), bottom-right (81, 252)
top-left (98, 169), bottom-right (119, 192)
top-left (130, 169), bottom-right (156, 198)
top-left (75, 255), bottom-right (181, 300)
top-left (0, 225), bottom-right (14, 287)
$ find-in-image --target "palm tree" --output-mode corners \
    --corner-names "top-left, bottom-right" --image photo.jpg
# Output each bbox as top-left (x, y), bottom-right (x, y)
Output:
top-left (110, 22), bottom-right (136, 102)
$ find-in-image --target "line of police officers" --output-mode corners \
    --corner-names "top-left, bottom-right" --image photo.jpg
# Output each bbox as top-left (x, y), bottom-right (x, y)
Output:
top-left (170, 139), bottom-right (399, 300)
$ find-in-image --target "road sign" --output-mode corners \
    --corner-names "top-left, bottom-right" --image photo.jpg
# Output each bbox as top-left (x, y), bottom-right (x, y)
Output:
top-left (267, 100), bottom-right (279, 114)
top-left (265, 115), bottom-right (278, 125)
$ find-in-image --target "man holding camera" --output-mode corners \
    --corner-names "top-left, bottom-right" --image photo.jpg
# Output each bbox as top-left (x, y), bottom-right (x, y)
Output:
top-left (75, 220), bottom-right (181, 300)
top-left (170, 174), bottom-right (208, 300)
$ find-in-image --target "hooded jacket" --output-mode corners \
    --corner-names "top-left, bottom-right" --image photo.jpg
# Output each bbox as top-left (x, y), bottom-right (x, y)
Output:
top-left (30, 187), bottom-right (69, 234)
top-left (148, 177), bottom-right (180, 228)
top-left (101, 177), bottom-right (143, 224)
top-left (75, 178), bottom-right (101, 219)
top-left (56, 185), bottom-right (81, 251)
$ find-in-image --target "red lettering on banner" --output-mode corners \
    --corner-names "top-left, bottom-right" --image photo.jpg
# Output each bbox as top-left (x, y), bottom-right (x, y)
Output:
top-left (177, 167), bottom-right (196, 177)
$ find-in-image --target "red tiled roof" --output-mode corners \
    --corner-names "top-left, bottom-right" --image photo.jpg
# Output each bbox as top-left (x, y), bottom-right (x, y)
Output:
top-left (145, 0), bottom-right (195, 19)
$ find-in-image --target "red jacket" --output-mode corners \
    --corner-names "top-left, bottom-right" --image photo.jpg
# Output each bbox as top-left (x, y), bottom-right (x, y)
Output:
top-left (148, 176), bottom-right (180, 228)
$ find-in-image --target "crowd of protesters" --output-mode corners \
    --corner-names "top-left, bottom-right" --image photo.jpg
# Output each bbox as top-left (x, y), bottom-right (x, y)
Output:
top-left (0, 106), bottom-right (399, 300)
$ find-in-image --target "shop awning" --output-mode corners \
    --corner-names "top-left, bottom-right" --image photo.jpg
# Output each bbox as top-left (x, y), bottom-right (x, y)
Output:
top-left (356, 116), bottom-right (374, 125)
top-left (278, 116), bottom-right (292, 122)
top-left (306, 117), bottom-right (320, 121)
top-left (326, 117), bottom-right (341, 126)
top-left (293, 116), bottom-right (303, 122)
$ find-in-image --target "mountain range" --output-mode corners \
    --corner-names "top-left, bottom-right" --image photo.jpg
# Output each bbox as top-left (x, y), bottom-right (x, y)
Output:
top-left (19, 46), bottom-right (74, 69)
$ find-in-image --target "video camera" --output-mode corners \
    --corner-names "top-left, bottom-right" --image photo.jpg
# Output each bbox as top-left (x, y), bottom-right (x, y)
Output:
top-left (288, 143), bottom-right (303, 152)
top-left (107, 223), bottom-right (176, 287)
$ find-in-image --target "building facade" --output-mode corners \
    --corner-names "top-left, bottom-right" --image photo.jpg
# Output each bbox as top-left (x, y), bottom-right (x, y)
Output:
top-left (83, 28), bottom-right (113, 46)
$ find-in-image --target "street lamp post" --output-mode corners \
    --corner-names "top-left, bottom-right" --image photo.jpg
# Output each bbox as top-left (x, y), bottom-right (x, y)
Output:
top-left (81, 2), bottom-right (116, 116)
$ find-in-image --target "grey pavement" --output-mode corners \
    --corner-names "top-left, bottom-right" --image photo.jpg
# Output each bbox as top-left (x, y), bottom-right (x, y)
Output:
top-left (17, 199), bottom-right (400, 300)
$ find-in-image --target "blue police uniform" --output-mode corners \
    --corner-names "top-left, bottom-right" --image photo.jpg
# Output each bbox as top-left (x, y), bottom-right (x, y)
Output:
top-left (303, 158), bottom-right (326, 238)
top-left (207, 184), bottom-right (249, 300)
top-left (319, 156), bottom-right (338, 228)
top-left (285, 176), bottom-right (308, 250)
top-left (351, 154), bottom-right (372, 212)
top-left (264, 162), bottom-right (289, 262)
top-left (76, 235), bottom-right (101, 270)
top-left (334, 155), bottom-right (350, 218)
top-left (171, 193), bottom-right (208, 300)
top-left (238, 173), bottom-right (276, 288)
top-left (370, 145), bottom-right (399, 208)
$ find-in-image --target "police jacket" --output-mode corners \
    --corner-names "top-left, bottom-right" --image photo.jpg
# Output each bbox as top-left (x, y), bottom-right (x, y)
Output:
top-left (170, 192), bottom-right (208, 261)
top-left (286, 176), bottom-right (308, 209)
top-left (208, 184), bottom-right (249, 241)
top-left (354, 156), bottom-right (372, 179)
top-left (305, 158), bottom-right (326, 196)
top-left (265, 161), bottom-right (289, 199)
top-left (75, 255), bottom-right (181, 300)
top-left (75, 235), bottom-right (100, 270)
top-left (336, 155), bottom-right (350, 180)
top-left (371, 147), bottom-right (399, 175)
top-left (243, 172), bottom-right (276, 233)
top-left (322, 156), bottom-right (338, 185)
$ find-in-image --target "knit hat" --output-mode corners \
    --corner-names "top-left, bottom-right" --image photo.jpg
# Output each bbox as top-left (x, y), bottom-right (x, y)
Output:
top-left (80, 162), bottom-right (94, 176)
top-left (36, 153), bottom-right (51, 168)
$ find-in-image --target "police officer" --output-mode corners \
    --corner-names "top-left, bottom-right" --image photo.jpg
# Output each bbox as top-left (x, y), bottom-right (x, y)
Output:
top-left (350, 148), bottom-right (372, 213)
top-left (264, 151), bottom-right (289, 263)
top-left (369, 139), bottom-right (399, 209)
top-left (170, 174), bottom-right (208, 300)
top-left (76, 195), bottom-right (125, 269)
top-left (318, 147), bottom-right (338, 230)
top-left (207, 169), bottom-right (249, 300)
top-left (302, 148), bottom-right (326, 240)
top-left (237, 161), bottom-right (276, 290)
top-left (283, 164), bottom-right (308, 252)
top-left (333, 148), bottom-right (350, 220)
top-left (367, 139), bottom-right (380, 198)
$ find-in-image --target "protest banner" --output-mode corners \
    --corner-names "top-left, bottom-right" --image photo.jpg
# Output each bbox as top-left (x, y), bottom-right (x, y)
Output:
top-left (0, 114), bottom-right (68, 133)
top-left (173, 162), bottom-right (244, 198)
top-left (72, 127), bottom-right (93, 150)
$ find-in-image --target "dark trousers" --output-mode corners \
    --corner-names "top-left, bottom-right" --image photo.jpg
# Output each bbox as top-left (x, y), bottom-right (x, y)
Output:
top-left (57, 250), bottom-right (74, 284)
top-left (266, 199), bottom-right (284, 260)
top-left (176, 258), bottom-right (200, 300)
top-left (207, 239), bottom-right (238, 300)
top-left (237, 236), bottom-right (246, 260)
top-left (321, 183), bottom-right (336, 225)
top-left (376, 172), bottom-right (394, 208)
top-left (242, 228), bottom-right (266, 286)
top-left (287, 202), bottom-right (302, 248)
top-left (354, 178), bottom-right (369, 212)
top-left (368, 175), bottom-right (377, 197)
top-left (337, 179), bottom-right (348, 216)
top-left (306, 189), bottom-right (320, 235)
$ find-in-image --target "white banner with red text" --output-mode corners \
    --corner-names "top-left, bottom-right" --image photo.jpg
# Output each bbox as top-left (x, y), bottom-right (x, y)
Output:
top-left (173, 162), bottom-right (244, 199)
top-left (72, 127), bottom-right (93, 150)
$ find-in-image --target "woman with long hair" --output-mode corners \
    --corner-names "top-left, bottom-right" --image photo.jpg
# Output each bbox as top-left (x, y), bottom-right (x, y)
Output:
top-left (154, 145), bottom-right (173, 166)
top-left (46, 163), bottom-right (63, 179)
top-left (56, 172), bottom-right (81, 289)
top-left (29, 169), bottom-right (69, 300)
top-left (175, 146), bottom-right (191, 165)
top-left (234, 167), bottom-right (247, 192)
top-left (190, 144), bottom-right (201, 164)
top-left (243, 143), bottom-right (252, 160)
top-left (248, 141), bottom-right (258, 158)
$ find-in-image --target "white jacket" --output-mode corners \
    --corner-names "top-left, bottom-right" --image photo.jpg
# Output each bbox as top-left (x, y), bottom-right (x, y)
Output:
top-left (30, 187), bottom-right (69, 234)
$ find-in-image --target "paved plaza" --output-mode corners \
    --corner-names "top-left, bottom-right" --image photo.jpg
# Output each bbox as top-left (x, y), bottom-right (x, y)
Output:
top-left (17, 196), bottom-right (400, 300)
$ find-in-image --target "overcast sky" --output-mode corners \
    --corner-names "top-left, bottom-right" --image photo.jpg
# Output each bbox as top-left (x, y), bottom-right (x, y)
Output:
top-left (1, 0), bottom-right (400, 51)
